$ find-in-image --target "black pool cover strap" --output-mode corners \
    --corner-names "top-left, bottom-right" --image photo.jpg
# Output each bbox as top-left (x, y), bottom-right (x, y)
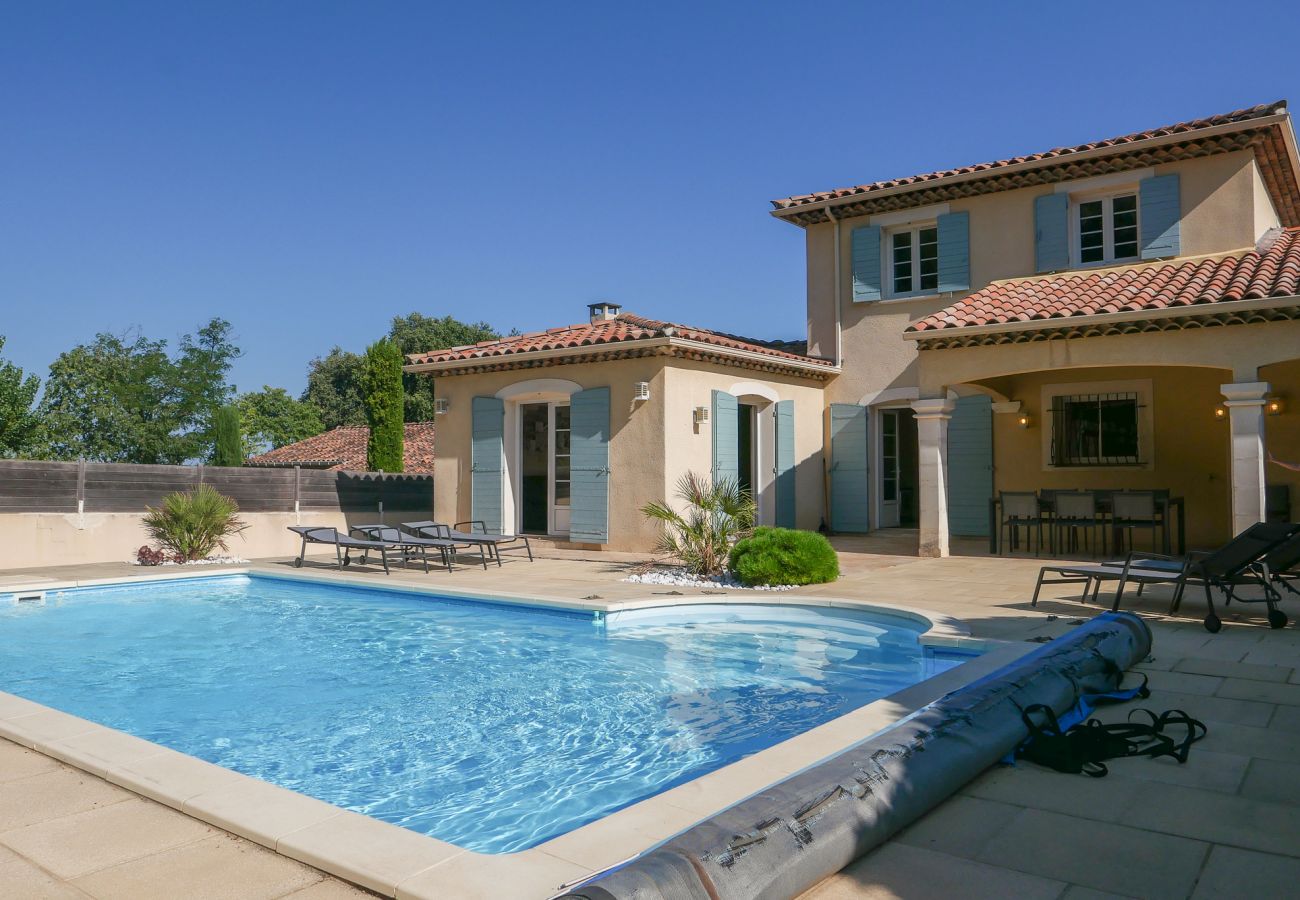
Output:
top-left (558, 611), bottom-right (1153, 900)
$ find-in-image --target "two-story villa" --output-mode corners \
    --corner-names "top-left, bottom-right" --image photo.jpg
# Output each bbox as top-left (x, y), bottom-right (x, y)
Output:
top-left (409, 101), bottom-right (1300, 557)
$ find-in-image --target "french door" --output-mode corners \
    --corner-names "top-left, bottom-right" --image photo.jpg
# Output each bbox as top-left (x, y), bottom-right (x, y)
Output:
top-left (519, 402), bottom-right (570, 536)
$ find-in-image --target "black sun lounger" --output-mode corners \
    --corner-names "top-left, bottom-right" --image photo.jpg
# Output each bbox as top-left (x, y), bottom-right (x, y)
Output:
top-left (287, 526), bottom-right (404, 574)
top-left (1036, 522), bottom-right (1299, 632)
top-left (348, 524), bottom-right (458, 573)
top-left (401, 521), bottom-right (531, 567)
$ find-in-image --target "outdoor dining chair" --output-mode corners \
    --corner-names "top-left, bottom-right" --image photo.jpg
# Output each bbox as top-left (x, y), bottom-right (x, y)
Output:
top-left (1054, 491), bottom-right (1102, 557)
top-left (1112, 491), bottom-right (1161, 555)
top-left (999, 492), bottom-right (1044, 556)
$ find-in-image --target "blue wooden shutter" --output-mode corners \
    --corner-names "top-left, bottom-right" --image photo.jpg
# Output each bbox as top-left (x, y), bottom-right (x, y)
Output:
top-left (774, 400), bottom-right (796, 528)
top-left (470, 397), bottom-right (505, 533)
top-left (1034, 193), bottom-right (1070, 272)
top-left (711, 390), bottom-right (739, 486)
top-left (569, 387), bottom-right (610, 544)
top-left (1140, 174), bottom-right (1181, 260)
top-left (851, 225), bottom-right (882, 302)
top-left (829, 403), bottom-right (869, 533)
top-left (937, 211), bottom-right (970, 292)
top-left (947, 395), bottom-right (993, 537)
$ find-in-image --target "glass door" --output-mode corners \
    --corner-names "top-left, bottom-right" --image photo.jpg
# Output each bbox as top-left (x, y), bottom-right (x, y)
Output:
top-left (880, 410), bottom-right (900, 527)
top-left (552, 405), bottom-right (571, 535)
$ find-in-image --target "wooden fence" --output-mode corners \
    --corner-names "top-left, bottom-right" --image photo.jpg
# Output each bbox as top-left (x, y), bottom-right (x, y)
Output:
top-left (0, 460), bottom-right (433, 516)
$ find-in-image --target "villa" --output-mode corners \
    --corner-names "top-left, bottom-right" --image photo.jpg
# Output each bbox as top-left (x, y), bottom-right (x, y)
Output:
top-left (410, 100), bottom-right (1300, 556)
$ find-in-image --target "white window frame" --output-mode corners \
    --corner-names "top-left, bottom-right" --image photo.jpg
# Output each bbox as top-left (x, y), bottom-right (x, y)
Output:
top-left (884, 222), bottom-right (940, 299)
top-left (1069, 187), bottom-right (1141, 268)
top-left (1039, 379), bottom-right (1155, 472)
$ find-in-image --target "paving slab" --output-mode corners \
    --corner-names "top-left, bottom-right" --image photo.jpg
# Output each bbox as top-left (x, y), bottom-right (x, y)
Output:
top-left (892, 795), bottom-right (1022, 859)
top-left (1240, 757), bottom-right (1300, 807)
top-left (1190, 845), bottom-right (1300, 899)
top-left (70, 833), bottom-right (324, 900)
top-left (1121, 781), bottom-right (1300, 859)
top-left (802, 842), bottom-right (1066, 900)
top-left (976, 807), bottom-right (1209, 899)
top-left (1215, 676), bottom-right (1300, 707)
top-left (0, 767), bottom-right (133, 832)
top-left (1173, 657), bottom-right (1293, 683)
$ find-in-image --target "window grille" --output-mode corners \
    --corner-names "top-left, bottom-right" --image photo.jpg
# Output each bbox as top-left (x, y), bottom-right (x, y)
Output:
top-left (1050, 392), bottom-right (1143, 466)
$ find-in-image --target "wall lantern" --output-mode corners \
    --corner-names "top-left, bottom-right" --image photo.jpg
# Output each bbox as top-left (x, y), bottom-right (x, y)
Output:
top-left (693, 406), bottom-right (710, 425)
top-left (633, 381), bottom-right (651, 402)
top-left (434, 398), bottom-right (450, 416)
top-left (1213, 405), bottom-right (1228, 422)
top-left (1266, 396), bottom-right (1285, 416)
top-left (1017, 413), bottom-right (1032, 429)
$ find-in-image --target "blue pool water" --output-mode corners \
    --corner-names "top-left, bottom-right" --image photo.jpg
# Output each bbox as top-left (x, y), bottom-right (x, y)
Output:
top-left (0, 575), bottom-right (973, 853)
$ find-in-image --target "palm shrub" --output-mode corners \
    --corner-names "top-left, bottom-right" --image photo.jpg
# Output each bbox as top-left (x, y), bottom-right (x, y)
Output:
top-left (364, 338), bottom-right (404, 472)
top-left (729, 526), bottom-right (839, 587)
top-left (641, 472), bottom-right (756, 576)
top-left (141, 484), bottom-right (248, 562)
top-left (211, 403), bottom-right (243, 466)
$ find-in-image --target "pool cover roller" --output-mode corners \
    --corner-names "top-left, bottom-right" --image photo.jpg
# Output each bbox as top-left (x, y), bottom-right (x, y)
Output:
top-left (560, 611), bottom-right (1152, 900)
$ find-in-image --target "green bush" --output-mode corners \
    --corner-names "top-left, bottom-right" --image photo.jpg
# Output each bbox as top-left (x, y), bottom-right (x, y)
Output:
top-left (364, 338), bottom-right (405, 472)
top-left (728, 527), bottom-right (839, 587)
top-left (141, 484), bottom-right (248, 562)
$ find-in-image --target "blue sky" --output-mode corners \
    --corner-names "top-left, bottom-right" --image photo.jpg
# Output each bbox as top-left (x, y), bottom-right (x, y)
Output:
top-left (3, 1), bottom-right (1299, 396)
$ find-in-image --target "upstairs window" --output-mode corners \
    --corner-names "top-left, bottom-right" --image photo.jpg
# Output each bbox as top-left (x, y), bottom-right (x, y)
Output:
top-left (888, 224), bottom-right (939, 296)
top-left (1076, 192), bottom-right (1138, 265)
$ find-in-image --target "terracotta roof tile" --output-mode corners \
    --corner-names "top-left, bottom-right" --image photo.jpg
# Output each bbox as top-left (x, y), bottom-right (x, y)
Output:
top-left (907, 228), bottom-right (1300, 333)
top-left (773, 101), bottom-right (1287, 211)
top-left (405, 313), bottom-right (831, 367)
top-left (245, 423), bottom-right (436, 473)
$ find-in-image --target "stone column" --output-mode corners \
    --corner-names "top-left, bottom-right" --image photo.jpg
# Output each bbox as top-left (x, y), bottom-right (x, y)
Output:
top-left (911, 398), bottom-right (956, 558)
top-left (1221, 381), bottom-right (1270, 535)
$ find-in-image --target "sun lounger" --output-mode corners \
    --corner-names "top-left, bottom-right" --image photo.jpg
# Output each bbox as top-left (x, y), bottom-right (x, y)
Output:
top-left (287, 526), bottom-right (403, 574)
top-left (401, 521), bottom-right (532, 567)
top-left (1038, 522), bottom-right (1299, 631)
top-left (348, 525), bottom-right (459, 573)
top-left (1262, 529), bottom-right (1300, 597)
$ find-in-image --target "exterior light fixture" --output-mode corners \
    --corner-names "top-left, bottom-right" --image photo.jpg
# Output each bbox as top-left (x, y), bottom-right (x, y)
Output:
top-left (1266, 396), bottom-right (1284, 416)
top-left (693, 406), bottom-right (710, 425)
top-left (434, 398), bottom-right (450, 416)
top-left (1213, 405), bottom-right (1227, 421)
top-left (633, 381), bottom-right (651, 402)
top-left (1017, 414), bottom-right (1032, 429)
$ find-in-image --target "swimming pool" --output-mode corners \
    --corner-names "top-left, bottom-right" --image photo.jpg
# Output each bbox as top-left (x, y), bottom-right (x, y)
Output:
top-left (0, 574), bottom-right (974, 853)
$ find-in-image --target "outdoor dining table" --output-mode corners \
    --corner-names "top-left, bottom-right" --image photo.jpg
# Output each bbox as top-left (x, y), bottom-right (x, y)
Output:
top-left (987, 492), bottom-right (1185, 556)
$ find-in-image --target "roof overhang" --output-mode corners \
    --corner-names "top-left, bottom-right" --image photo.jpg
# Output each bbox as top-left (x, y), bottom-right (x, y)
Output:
top-left (404, 336), bottom-right (839, 381)
top-left (904, 294), bottom-right (1300, 349)
top-left (771, 112), bottom-right (1300, 227)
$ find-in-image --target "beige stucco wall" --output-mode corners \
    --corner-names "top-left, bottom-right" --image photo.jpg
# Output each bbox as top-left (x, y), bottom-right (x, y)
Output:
top-left (972, 366), bottom-right (1234, 550)
top-left (0, 511), bottom-right (345, 571)
top-left (805, 150), bottom-right (1279, 408)
top-left (428, 357), bottom-right (829, 552)
top-left (661, 361), bottom-right (828, 534)
top-left (430, 357), bottom-right (669, 552)
top-left (1262, 358), bottom-right (1300, 517)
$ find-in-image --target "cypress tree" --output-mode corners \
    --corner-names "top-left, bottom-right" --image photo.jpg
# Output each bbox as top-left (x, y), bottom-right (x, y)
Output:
top-left (211, 404), bottom-right (243, 467)
top-left (364, 338), bottom-right (404, 472)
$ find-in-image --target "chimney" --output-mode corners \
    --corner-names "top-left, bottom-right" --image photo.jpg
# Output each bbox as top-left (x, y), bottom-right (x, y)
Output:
top-left (587, 301), bottom-right (622, 323)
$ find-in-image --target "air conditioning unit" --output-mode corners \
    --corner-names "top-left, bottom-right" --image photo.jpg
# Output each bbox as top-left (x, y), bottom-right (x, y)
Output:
top-left (434, 398), bottom-right (450, 415)
top-left (633, 381), bottom-right (651, 402)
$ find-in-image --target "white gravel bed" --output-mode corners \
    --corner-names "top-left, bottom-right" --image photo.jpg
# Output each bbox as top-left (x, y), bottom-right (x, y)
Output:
top-left (624, 569), bottom-right (796, 591)
top-left (131, 555), bottom-right (249, 567)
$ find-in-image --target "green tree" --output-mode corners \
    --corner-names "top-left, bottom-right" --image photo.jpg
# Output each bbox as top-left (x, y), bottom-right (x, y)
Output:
top-left (211, 404), bottom-right (243, 466)
top-left (0, 336), bottom-right (42, 457)
top-left (388, 312), bottom-right (500, 422)
top-left (237, 386), bottom-right (324, 455)
top-left (38, 319), bottom-right (241, 464)
top-left (300, 347), bottom-right (366, 430)
top-left (363, 338), bottom-right (404, 472)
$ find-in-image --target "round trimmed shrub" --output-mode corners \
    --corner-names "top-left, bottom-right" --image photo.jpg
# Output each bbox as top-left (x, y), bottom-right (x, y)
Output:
top-left (728, 526), bottom-right (839, 587)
